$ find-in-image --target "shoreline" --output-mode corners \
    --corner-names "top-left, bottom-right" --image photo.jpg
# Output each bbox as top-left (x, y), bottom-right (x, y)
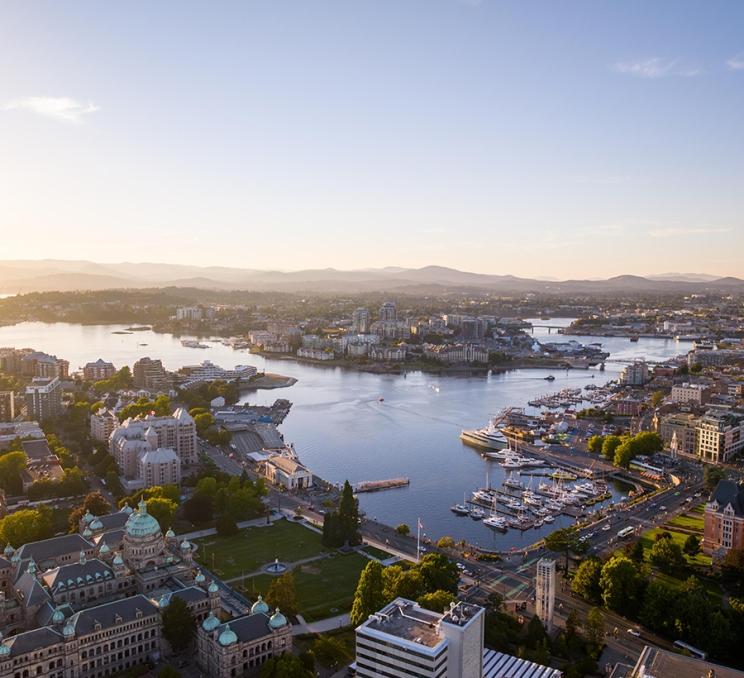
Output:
top-left (240, 373), bottom-right (297, 391)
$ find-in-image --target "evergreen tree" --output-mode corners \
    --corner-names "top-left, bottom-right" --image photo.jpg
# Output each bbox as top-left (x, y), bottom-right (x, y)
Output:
top-left (162, 597), bottom-right (196, 652)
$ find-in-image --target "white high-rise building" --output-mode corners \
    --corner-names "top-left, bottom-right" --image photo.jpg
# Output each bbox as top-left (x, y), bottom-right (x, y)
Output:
top-left (535, 558), bottom-right (556, 633)
top-left (355, 598), bottom-right (484, 678)
top-left (352, 307), bottom-right (371, 334)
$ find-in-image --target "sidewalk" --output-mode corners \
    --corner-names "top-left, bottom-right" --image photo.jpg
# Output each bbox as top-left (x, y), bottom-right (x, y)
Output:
top-left (292, 612), bottom-right (350, 635)
top-left (178, 512), bottom-right (281, 541)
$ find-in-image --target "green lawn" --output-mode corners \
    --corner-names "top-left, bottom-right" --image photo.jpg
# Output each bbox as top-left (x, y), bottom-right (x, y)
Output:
top-left (195, 519), bottom-right (325, 579)
top-left (666, 513), bottom-right (704, 532)
top-left (244, 552), bottom-right (369, 622)
top-left (640, 527), bottom-right (711, 567)
top-left (691, 503), bottom-right (705, 515)
top-left (653, 571), bottom-right (722, 603)
top-left (360, 544), bottom-right (395, 561)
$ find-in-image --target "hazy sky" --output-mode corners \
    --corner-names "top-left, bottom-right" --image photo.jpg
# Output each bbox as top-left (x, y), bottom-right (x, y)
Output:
top-left (1, 1), bottom-right (743, 278)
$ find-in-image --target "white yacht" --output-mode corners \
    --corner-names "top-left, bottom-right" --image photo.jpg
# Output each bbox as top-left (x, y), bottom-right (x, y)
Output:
top-left (460, 422), bottom-right (508, 450)
top-left (483, 515), bottom-right (507, 531)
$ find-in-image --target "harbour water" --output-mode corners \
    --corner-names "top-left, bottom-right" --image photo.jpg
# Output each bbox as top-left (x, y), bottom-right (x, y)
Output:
top-left (0, 319), bottom-right (684, 549)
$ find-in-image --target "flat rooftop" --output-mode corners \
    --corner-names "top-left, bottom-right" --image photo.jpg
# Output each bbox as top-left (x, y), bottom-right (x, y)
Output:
top-left (362, 599), bottom-right (443, 648)
top-left (631, 646), bottom-right (744, 678)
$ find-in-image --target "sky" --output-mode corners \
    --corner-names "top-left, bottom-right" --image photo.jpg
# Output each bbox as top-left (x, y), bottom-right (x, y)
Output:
top-left (1, 1), bottom-right (743, 279)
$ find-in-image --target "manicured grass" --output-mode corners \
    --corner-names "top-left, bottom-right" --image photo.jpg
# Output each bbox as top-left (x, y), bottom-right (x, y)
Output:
top-left (195, 519), bottom-right (325, 579)
top-left (640, 527), bottom-right (711, 567)
top-left (666, 513), bottom-right (704, 532)
top-left (653, 571), bottom-right (722, 603)
top-left (361, 544), bottom-right (395, 561)
top-left (691, 503), bottom-right (705, 514)
top-left (245, 552), bottom-right (369, 622)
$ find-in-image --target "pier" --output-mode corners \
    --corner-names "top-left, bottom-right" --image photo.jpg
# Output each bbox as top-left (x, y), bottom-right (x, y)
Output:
top-left (353, 477), bottom-right (410, 493)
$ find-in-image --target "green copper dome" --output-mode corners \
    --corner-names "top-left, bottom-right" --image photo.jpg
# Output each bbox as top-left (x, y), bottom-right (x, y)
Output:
top-left (251, 595), bottom-right (269, 615)
top-left (218, 623), bottom-right (237, 646)
top-left (125, 500), bottom-right (161, 539)
top-left (202, 612), bottom-right (220, 631)
top-left (269, 608), bottom-right (287, 629)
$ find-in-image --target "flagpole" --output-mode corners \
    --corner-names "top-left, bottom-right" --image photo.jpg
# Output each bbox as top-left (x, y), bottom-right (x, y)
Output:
top-left (416, 518), bottom-right (421, 563)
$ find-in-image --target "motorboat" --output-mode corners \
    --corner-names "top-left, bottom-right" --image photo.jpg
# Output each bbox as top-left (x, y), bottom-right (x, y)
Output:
top-left (483, 515), bottom-right (507, 531)
top-left (470, 507), bottom-right (486, 521)
top-left (450, 504), bottom-right (470, 516)
top-left (503, 473), bottom-right (525, 490)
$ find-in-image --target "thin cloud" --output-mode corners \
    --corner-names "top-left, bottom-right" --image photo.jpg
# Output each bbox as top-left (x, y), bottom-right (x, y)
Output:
top-left (1, 96), bottom-right (100, 123)
top-left (614, 58), bottom-right (700, 79)
top-left (727, 53), bottom-right (744, 70)
top-left (648, 226), bottom-right (732, 238)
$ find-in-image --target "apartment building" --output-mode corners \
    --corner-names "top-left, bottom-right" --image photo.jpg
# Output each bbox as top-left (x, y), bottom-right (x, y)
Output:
top-left (109, 409), bottom-right (196, 480)
top-left (20, 351), bottom-right (69, 379)
top-left (355, 598), bottom-right (484, 678)
top-left (619, 361), bottom-right (649, 386)
top-left (176, 306), bottom-right (203, 321)
top-left (90, 408), bottom-right (119, 442)
top-left (703, 480), bottom-right (744, 558)
top-left (180, 360), bottom-right (257, 388)
top-left (83, 359), bottom-right (116, 381)
top-left (424, 343), bottom-right (489, 364)
top-left (670, 382), bottom-right (706, 405)
top-left (0, 391), bottom-right (14, 422)
top-left (352, 307), bottom-right (371, 334)
top-left (25, 377), bottom-right (63, 421)
top-left (132, 357), bottom-right (170, 391)
top-left (696, 409), bottom-right (744, 463)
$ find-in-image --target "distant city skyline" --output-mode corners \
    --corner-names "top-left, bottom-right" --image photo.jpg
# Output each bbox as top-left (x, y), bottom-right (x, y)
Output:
top-left (1, 1), bottom-right (743, 278)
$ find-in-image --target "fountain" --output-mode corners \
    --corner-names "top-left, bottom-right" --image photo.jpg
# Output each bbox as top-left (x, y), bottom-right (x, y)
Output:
top-left (263, 558), bottom-right (288, 575)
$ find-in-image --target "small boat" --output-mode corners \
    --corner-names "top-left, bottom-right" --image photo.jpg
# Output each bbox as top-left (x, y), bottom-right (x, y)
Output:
top-left (534, 520), bottom-right (544, 528)
top-left (544, 375), bottom-right (555, 381)
top-left (450, 504), bottom-right (470, 516)
top-left (470, 507), bottom-right (486, 521)
top-left (629, 336), bottom-right (639, 342)
top-left (379, 397), bottom-right (385, 402)
top-left (543, 515), bottom-right (555, 523)
top-left (550, 470), bottom-right (578, 481)
top-left (503, 473), bottom-right (525, 490)
top-left (483, 515), bottom-right (507, 531)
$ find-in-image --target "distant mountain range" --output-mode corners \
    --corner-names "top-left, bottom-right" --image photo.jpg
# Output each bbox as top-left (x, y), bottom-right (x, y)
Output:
top-left (0, 260), bottom-right (741, 295)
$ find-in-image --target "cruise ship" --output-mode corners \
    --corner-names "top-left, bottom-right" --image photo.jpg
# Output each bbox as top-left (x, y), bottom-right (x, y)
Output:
top-left (460, 422), bottom-right (508, 450)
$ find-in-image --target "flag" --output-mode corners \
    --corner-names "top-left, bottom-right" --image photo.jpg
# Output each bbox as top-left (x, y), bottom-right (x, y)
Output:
top-left (417, 518), bottom-right (423, 530)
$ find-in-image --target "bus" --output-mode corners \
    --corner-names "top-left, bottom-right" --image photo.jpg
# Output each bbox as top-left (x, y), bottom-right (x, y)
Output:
top-left (673, 640), bottom-right (707, 660)
top-left (617, 526), bottom-right (635, 539)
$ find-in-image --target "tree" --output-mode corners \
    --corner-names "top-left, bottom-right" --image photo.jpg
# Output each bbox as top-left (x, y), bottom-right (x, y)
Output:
top-left (624, 540), bottom-right (645, 564)
top-left (312, 635), bottom-right (351, 669)
top-left (0, 506), bottom-right (54, 547)
top-left (613, 441), bottom-right (636, 468)
top-left (68, 490), bottom-right (112, 532)
top-left (683, 534), bottom-right (700, 558)
top-left (350, 561), bottom-right (386, 626)
top-left (418, 590), bottom-right (455, 612)
top-left (586, 607), bottom-right (604, 648)
top-left (437, 535), bottom-right (455, 549)
top-left (587, 435), bottom-right (605, 453)
top-left (599, 554), bottom-right (644, 617)
top-left (265, 572), bottom-right (299, 616)
top-left (526, 614), bottom-right (548, 649)
top-left (633, 431), bottom-right (663, 455)
top-left (544, 527), bottom-right (582, 571)
top-left (0, 450), bottom-right (27, 494)
top-left (184, 493), bottom-right (214, 523)
top-left (195, 476), bottom-right (219, 497)
top-left (216, 513), bottom-right (238, 536)
top-left (639, 580), bottom-right (676, 635)
top-left (161, 596), bottom-right (196, 652)
top-left (650, 537), bottom-right (685, 574)
top-left (193, 411), bottom-right (215, 434)
top-left (704, 465), bottom-right (725, 492)
top-left (260, 654), bottom-right (313, 678)
top-left (395, 523), bottom-right (410, 535)
top-left (322, 480), bottom-right (361, 547)
top-left (650, 390), bottom-right (665, 408)
top-left (146, 497), bottom-right (177, 530)
top-left (601, 435), bottom-right (622, 461)
top-left (417, 553), bottom-right (459, 595)
top-left (571, 558), bottom-right (603, 604)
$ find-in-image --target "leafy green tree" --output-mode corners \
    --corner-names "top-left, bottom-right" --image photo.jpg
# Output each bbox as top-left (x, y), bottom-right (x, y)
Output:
top-left (162, 596), bottom-right (196, 652)
top-left (0, 506), bottom-right (54, 547)
top-left (437, 535), bottom-right (455, 549)
top-left (395, 523), bottom-right (410, 535)
top-left (544, 527), bottom-right (582, 571)
top-left (704, 465), bottom-right (725, 492)
top-left (322, 480), bottom-right (361, 547)
top-left (216, 512), bottom-right (238, 536)
top-left (184, 493), bottom-right (214, 523)
top-left (350, 561), bottom-right (386, 626)
top-left (571, 558), bottom-right (603, 603)
top-left (417, 553), bottom-right (459, 595)
top-left (68, 490), bottom-right (112, 532)
top-left (193, 411), bottom-right (215, 434)
top-left (639, 580), bottom-right (676, 635)
top-left (260, 654), bottom-right (313, 678)
top-left (146, 496), bottom-right (177, 530)
top-left (599, 553), bottom-right (644, 617)
top-left (0, 450), bottom-right (27, 494)
top-left (624, 540), bottom-right (645, 563)
top-left (601, 435), bottom-right (622, 461)
top-left (417, 590), bottom-right (455, 612)
top-left (195, 476), bottom-right (219, 497)
top-left (312, 635), bottom-right (351, 669)
top-left (650, 537), bottom-right (685, 574)
top-left (382, 565), bottom-right (425, 602)
top-left (525, 614), bottom-right (548, 649)
top-left (613, 441), bottom-right (636, 468)
top-left (587, 435), bottom-right (605, 453)
top-left (265, 572), bottom-right (299, 615)
top-left (586, 607), bottom-right (604, 648)
top-left (633, 431), bottom-right (663, 455)
top-left (650, 390), bottom-right (665, 408)
top-left (683, 534), bottom-right (700, 558)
